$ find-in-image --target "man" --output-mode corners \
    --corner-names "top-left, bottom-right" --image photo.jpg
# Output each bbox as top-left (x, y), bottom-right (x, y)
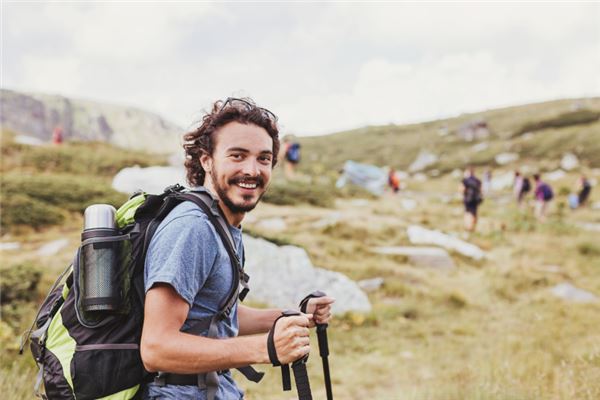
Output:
top-left (462, 167), bottom-right (483, 232)
top-left (578, 175), bottom-right (592, 207)
top-left (533, 173), bottom-right (553, 222)
top-left (141, 98), bottom-right (334, 399)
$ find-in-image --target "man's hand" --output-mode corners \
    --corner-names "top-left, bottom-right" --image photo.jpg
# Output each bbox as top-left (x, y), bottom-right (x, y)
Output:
top-left (304, 296), bottom-right (335, 327)
top-left (272, 314), bottom-right (311, 365)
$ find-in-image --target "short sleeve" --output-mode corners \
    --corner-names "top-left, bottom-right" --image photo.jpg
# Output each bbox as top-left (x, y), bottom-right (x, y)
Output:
top-left (144, 209), bottom-right (219, 307)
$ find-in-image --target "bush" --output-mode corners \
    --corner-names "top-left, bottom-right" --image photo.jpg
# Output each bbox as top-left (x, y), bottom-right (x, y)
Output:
top-left (0, 263), bottom-right (42, 304)
top-left (577, 242), bottom-right (600, 257)
top-left (0, 194), bottom-right (65, 230)
top-left (1, 132), bottom-right (167, 176)
top-left (2, 173), bottom-right (128, 213)
top-left (514, 109), bottom-right (600, 136)
top-left (263, 180), bottom-right (336, 208)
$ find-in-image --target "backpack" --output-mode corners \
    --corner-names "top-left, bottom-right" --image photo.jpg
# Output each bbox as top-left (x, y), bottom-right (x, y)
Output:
top-left (285, 143), bottom-right (301, 163)
top-left (541, 183), bottom-right (554, 201)
top-left (20, 184), bottom-right (254, 400)
top-left (521, 177), bottom-right (531, 193)
top-left (464, 177), bottom-right (483, 204)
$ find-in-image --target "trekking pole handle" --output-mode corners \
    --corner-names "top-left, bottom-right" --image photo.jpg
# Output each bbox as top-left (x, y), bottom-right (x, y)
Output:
top-left (299, 291), bottom-right (330, 358)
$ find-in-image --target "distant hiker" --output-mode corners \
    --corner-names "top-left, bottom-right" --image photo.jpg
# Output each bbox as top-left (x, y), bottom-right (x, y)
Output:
top-left (52, 126), bottom-right (63, 145)
top-left (388, 168), bottom-right (401, 194)
top-left (533, 174), bottom-right (553, 221)
top-left (482, 169), bottom-right (492, 197)
top-left (577, 175), bottom-right (592, 207)
top-left (514, 171), bottom-right (531, 206)
top-left (143, 97), bottom-right (334, 399)
top-left (462, 167), bottom-right (483, 232)
top-left (282, 135), bottom-right (301, 179)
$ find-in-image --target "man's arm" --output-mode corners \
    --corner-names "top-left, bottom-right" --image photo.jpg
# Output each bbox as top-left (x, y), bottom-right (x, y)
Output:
top-left (237, 305), bottom-right (282, 335)
top-left (140, 284), bottom-right (310, 374)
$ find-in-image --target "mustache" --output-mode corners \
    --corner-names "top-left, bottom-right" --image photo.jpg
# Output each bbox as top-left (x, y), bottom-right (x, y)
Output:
top-left (229, 175), bottom-right (265, 187)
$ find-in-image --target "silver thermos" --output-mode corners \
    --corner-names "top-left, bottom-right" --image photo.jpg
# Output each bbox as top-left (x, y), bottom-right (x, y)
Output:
top-left (81, 204), bottom-right (119, 312)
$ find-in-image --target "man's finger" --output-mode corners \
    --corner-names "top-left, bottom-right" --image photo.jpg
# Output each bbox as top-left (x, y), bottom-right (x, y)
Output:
top-left (310, 296), bottom-right (336, 306)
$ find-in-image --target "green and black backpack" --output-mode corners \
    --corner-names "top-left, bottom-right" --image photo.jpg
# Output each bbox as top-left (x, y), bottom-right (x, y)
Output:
top-left (20, 184), bottom-right (256, 400)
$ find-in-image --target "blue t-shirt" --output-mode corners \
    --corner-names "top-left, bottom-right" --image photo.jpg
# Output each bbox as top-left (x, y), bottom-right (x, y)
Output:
top-left (143, 199), bottom-right (244, 400)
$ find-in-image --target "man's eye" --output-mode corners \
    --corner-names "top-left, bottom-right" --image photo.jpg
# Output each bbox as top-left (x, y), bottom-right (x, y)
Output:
top-left (231, 154), bottom-right (243, 160)
top-left (259, 156), bottom-right (272, 163)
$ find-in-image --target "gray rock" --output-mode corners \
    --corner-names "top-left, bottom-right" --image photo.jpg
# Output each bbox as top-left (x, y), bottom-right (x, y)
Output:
top-left (0, 242), bottom-right (21, 251)
top-left (14, 135), bottom-right (45, 146)
top-left (407, 225), bottom-right (485, 261)
top-left (471, 142), bottom-right (489, 153)
top-left (400, 198), bottom-right (417, 211)
top-left (576, 222), bottom-right (600, 232)
top-left (409, 151), bottom-right (438, 172)
top-left (546, 169), bottom-right (566, 181)
top-left (550, 283), bottom-right (598, 303)
top-left (491, 171), bottom-right (514, 191)
top-left (592, 202), bottom-right (600, 210)
top-left (37, 239), bottom-right (70, 256)
top-left (371, 246), bottom-right (455, 270)
top-left (560, 153), bottom-right (579, 171)
top-left (312, 212), bottom-right (343, 229)
top-left (255, 218), bottom-right (287, 232)
top-left (112, 166), bottom-right (187, 195)
top-left (243, 235), bottom-right (371, 314)
top-left (357, 277), bottom-right (384, 292)
top-left (494, 152), bottom-right (519, 165)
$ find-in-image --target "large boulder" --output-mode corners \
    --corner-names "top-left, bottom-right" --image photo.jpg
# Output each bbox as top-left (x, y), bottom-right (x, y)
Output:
top-left (409, 151), bottom-right (438, 172)
top-left (112, 166), bottom-right (187, 195)
top-left (371, 246), bottom-right (455, 270)
top-left (494, 152), bottom-right (519, 165)
top-left (243, 235), bottom-right (371, 314)
top-left (550, 283), bottom-right (598, 303)
top-left (560, 153), bottom-right (579, 171)
top-left (406, 225), bottom-right (485, 261)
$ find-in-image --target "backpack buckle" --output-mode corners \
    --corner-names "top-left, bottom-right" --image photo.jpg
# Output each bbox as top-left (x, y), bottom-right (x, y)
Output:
top-left (163, 184), bottom-right (184, 194)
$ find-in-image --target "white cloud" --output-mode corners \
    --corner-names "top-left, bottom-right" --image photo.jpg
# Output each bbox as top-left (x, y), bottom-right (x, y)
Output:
top-left (2, 2), bottom-right (599, 135)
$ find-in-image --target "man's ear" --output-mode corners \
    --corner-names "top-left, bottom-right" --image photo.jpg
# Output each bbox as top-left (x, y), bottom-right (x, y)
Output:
top-left (200, 152), bottom-right (212, 172)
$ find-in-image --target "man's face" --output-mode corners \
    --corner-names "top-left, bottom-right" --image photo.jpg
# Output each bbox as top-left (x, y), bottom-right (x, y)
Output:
top-left (202, 121), bottom-right (274, 218)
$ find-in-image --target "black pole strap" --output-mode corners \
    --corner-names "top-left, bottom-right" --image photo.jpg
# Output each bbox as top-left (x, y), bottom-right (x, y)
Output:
top-left (299, 290), bottom-right (333, 400)
top-left (267, 310), bottom-right (313, 399)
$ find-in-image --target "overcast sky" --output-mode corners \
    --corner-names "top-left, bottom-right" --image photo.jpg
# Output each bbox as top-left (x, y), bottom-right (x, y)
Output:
top-left (2, 2), bottom-right (599, 135)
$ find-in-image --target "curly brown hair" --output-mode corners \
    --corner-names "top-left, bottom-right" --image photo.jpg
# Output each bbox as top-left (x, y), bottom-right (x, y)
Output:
top-left (183, 98), bottom-right (280, 187)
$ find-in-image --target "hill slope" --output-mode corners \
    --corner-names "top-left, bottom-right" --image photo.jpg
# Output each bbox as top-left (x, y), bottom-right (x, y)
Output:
top-left (297, 97), bottom-right (600, 177)
top-left (1, 89), bottom-right (183, 154)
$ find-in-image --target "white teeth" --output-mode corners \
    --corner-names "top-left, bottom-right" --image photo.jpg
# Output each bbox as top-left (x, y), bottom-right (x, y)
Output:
top-left (238, 182), bottom-right (257, 189)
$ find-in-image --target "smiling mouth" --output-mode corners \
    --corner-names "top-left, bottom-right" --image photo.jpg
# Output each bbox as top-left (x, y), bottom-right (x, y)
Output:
top-left (231, 176), bottom-right (263, 191)
top-left (237, 182), bottom-right (258, 189)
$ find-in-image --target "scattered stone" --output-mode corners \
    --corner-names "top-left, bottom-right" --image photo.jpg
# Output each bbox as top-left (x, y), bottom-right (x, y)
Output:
top-left (14, 135), bottom-right (45, 146)
top-left (112, 166), bottom-right (187, 195)
top-left (400, 198), bottom-right (417, 211)
top-left (357, 277), bottom-right (384, 292)
top-left (412, 173), bottom-right (428, 182)
top-left (407, 225), bottom-right (485, 261)
top-left (576, 222), bottom-right (600, 232)
top-left (350, 199), bottom-right (370, 207)
top-left (491, 171), bottom-right (515, 191)
top-left (255, 217), bottom-right (287, 232)
top-left (592, 202), bottom-right (600, 210)
top-left (429, 169), bottom-right (440, 177)
top-left (458, 119), bottom-right (490, 141)
top-left (372, 246), bottom-right (455, 270)
top-left (312, 212), bottom-right (343, 229)
top-left (0, 242), bottom-right (21, 251)
top-left (409, 151), bottom-right (438, 172)
top-left (561, 153), bottom-right (579, 171)
top-left (550, 283), bottom-right (598, 303)
top-left (494, 152), bottom-right (519, 165)
top-left (521, 132), bottom-right (534, 140)
top-left (451, 169), bottom-right (462, 179)
top-left (399, 351), bottom-right (414, 359)
top-left (534, 265), bottom-right (562, 274)
top-left (471, 142), bottom-right (489, 153)
top-left (37, 239), bottom-right (70, 256)
top-left (546, 169), bottom-right (566, 181)
top-left (243, 235), bottom-right (371, 314)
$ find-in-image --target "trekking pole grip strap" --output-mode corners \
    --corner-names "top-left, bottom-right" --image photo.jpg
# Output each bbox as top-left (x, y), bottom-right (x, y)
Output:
top-left (267, 310), bottom-right (302, 366)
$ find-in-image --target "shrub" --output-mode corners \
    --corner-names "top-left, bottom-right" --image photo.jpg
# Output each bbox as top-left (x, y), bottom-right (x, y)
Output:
top-left (263, 180), bottom-right (336, 208)
top-left (0, 263), bottom-right (42, 304)
top-left (514, 109), bottom-right (600, 136)
top-left (2, 173), bottom-right (128, 213)
top-left (577, 242), bottom-right (600, 257)
top-left (0, 194), bottom-right (65, 230)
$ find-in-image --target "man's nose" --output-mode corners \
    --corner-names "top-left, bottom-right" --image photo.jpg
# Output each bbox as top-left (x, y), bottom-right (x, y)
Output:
top-left (241, 158), bottom-right (260, 176)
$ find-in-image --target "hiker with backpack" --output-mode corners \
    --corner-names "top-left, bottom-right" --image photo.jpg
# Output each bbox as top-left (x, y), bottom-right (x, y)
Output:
top-left (534, 173), bottom-right (554, 222)
top-left (514, 171), bottom-right (532, 207)
top-left (282, 135), bottom-right (301, 179)
top-left (462, 167), bottom-right (483, 232)
top-left (22, 97), bottom-right (335, 400)
top-left (141, 98), bottom-right (334, 399)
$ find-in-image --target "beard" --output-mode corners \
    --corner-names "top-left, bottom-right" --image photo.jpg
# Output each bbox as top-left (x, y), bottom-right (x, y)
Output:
top-left (210, 169), bottom-right (266, 214)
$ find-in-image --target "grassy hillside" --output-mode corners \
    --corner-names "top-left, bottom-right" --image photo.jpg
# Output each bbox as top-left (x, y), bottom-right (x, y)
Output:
top-left (2, 99), bottom-right (600, 399)
top-left (297, 98), bottom-right (600, 176)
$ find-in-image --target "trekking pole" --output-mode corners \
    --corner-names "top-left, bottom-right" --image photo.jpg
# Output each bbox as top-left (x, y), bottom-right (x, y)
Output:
top-left (300, 291), bottom-right (333, 400)
top-left (268, 310), bottom-right (313, 400)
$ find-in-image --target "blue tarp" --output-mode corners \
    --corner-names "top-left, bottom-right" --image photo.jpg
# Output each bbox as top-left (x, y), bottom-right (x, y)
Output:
top-left (336, 160), bottom-right (388, 196)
